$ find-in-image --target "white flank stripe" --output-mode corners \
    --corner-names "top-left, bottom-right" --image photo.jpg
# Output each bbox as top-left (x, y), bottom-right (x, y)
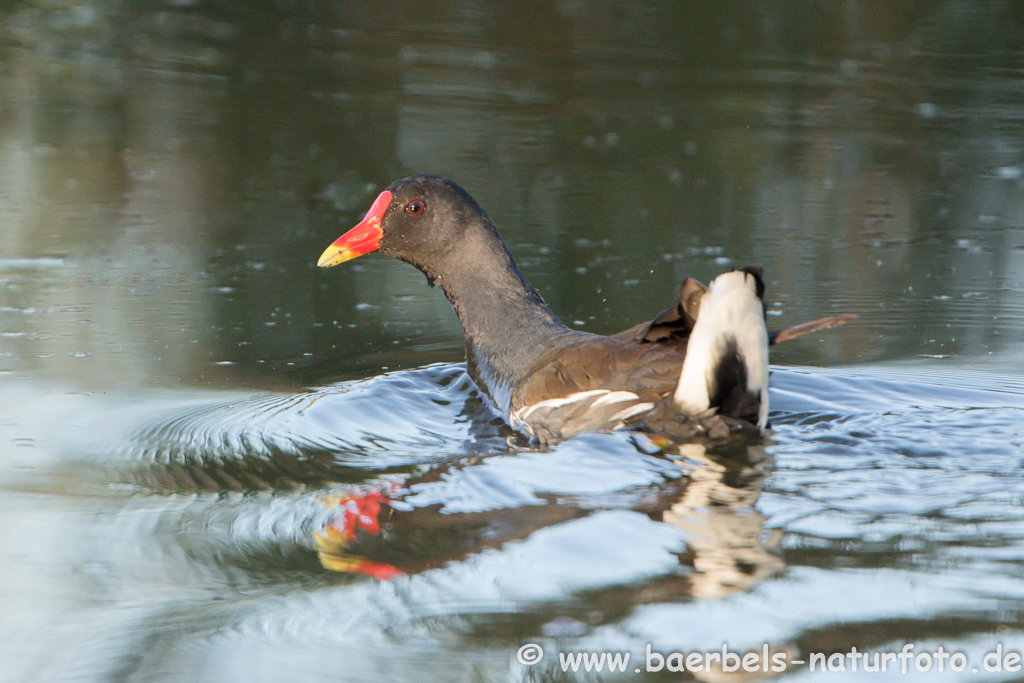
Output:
top-left (514, 389), bottom-right (609, 421)
top-left (610, 401), bottom-right (654, 423)
top-left (590, 391), bottom-right (642, 408)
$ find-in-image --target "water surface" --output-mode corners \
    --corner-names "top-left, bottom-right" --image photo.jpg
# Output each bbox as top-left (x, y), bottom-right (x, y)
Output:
top-left (2, 1), bottom-right (1024, 681)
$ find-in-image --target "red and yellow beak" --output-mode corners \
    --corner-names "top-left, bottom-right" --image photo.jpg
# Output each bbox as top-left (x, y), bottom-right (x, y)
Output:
top-left (317, 190), bottom-right (393, 268)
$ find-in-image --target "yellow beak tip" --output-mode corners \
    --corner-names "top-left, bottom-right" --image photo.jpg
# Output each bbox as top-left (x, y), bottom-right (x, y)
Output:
top-left (317, 246), bottom-right (351, 268)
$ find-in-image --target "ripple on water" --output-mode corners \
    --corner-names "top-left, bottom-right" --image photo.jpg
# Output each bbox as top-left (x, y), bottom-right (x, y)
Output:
top-left (4, 362), bottom-right (1024, 683)
top-left (110, 364), bottom-right (512, 493)
top-left (762, 364), bottom-right (1024, 614)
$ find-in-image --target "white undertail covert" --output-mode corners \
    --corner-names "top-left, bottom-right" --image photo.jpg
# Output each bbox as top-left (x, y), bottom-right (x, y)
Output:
top-left (674, 270), bottom-right (770, 428)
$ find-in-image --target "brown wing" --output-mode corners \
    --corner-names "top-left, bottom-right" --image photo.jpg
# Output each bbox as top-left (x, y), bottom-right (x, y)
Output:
top-left (630, 277), bottom-right (706, 343)
top-left (509, 338), bottom-right (686, 444)
top-left (509, 274), bottom-right (854, 444)
top-left (513, 335), bottom-right (688, 408)
top-left (512, 277), bottom-right (704, 410)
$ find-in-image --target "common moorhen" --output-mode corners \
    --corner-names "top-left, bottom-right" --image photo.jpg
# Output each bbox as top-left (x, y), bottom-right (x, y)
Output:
top-left (318, 175), bottom-right (851, 444)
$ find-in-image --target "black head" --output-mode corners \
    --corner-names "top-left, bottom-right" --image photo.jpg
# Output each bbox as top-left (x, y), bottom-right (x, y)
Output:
top-left (377, 175), bottom-right (491, 270)
top-left (317, 175), bottom-right (497, 284)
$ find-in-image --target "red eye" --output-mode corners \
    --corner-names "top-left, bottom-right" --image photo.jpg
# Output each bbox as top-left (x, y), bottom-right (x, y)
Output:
top-left (406, 200), bottom-right (426, 216)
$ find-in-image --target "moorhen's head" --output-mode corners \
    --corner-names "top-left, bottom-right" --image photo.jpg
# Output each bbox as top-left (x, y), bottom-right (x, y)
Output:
top-left (317, 175), bottom-right (494, 281)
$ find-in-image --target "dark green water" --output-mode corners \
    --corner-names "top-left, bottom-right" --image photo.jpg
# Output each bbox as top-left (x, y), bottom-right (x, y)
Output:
top-left (2, 2), bottom-right (1024, 681)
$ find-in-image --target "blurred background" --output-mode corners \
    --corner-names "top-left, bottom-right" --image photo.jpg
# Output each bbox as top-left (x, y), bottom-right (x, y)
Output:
top-left (2, 0), bottom-right (1023, 391)
top-left (3, 2), bottom-right (1024, 682)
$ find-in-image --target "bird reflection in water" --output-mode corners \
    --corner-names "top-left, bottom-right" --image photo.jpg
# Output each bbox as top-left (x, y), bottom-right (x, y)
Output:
top-left (315, 435), bottom-right (784, 601)
top-left (656, 440), bottom-right (783, 600)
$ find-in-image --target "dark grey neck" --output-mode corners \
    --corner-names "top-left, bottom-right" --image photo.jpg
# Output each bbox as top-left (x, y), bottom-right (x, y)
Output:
top-left (432, 231), bottom-right (582, 415)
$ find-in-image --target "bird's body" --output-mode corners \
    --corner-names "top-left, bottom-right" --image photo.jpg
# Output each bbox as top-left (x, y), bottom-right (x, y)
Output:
top-left (318, 175), bottom-right (851, 444)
